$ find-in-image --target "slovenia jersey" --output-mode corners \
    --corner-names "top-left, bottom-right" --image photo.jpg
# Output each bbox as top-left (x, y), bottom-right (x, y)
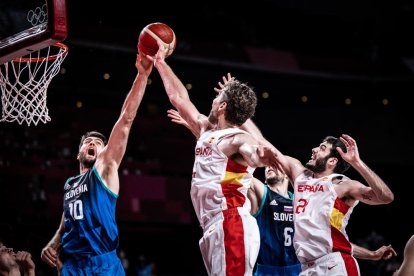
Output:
top-left (293, 171), bottom-right (357, 263)
top-left (61, 166), bottom-right (119, 260)
top-left (253, 185), bottom-right (299, 267)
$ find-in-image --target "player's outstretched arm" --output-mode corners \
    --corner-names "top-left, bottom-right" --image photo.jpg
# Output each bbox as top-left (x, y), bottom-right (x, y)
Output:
top-left (41, 213), bottom-right (64, 268)
top-left (96, 54), bottom-right (152, 194)
top-left (352, 243), bottom-right (397, 261)
top-left (150, 41), bottom-right (204, 134)
top-left (225, 133), bottom-right (278, 170)
top-left (338, 134), bottom-right (394, 204)
top-left (166, 73), bottom-right (237, 139)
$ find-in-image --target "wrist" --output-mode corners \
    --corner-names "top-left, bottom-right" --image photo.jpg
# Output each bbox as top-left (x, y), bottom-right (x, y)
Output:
top-left (137, 73), bottom-right (149, 80)
top-left (24, 268), bottom-right (36, 276)
top-left (350, 159), bottom-right (365, 170)
top-left (154, 59), bottom-right (166, 69)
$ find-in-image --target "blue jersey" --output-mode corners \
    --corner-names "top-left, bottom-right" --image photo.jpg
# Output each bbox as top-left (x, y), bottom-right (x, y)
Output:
top-left (253, 185), bottom-right (300, 268)
top-left (61, 166), bottom-right (119, 260)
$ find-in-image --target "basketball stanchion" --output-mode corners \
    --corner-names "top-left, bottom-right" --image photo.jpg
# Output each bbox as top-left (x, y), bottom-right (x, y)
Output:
top-left (0, 42), bottom-right (68, 126)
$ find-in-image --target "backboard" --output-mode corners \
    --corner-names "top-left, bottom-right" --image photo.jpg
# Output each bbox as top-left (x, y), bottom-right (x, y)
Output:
top-left (0, 0), bottom-right (67, 64)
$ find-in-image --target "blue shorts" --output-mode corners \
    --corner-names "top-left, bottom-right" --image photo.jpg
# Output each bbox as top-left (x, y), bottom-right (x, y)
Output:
top-left (62, 250), bottom-right (125, 276)
top-left (254, 262), bottom-right (302, 276)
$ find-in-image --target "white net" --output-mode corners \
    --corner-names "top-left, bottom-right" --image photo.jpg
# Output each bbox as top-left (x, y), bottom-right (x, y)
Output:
top-left (0, 43), bottom-right (68, 126)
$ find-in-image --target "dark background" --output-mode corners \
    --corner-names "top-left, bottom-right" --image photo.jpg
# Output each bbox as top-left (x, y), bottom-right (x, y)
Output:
top-left (1, 0), bottom-right (414, 275)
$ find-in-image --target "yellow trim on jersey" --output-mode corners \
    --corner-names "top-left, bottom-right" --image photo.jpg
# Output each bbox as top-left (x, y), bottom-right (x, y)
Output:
top-left (222, 171), bottom-right (247, 186)
top-left (330, 208), bottom-right (344, 230)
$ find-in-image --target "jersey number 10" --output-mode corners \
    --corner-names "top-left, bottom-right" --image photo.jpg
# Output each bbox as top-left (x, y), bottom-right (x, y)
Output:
top-left (69, 200), bottom-right (84, 220)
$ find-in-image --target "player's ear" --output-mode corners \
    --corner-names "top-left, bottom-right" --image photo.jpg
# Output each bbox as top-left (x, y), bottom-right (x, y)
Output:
top-left (328, 157), bottom-right (338, 167)
top-left (218, 101), bottom-right (227, 110)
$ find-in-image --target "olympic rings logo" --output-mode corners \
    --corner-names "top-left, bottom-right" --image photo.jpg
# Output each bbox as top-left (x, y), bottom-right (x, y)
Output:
top-left (27, 4), bottom-right (48, 26)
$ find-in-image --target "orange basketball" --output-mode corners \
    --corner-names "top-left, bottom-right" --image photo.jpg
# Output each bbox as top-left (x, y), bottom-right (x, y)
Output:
top-left (138, 22), bottom-right (176, 57)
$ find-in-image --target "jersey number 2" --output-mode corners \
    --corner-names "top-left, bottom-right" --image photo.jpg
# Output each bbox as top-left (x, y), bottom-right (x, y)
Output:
top-left (295, 198), bottom-right (308, 214)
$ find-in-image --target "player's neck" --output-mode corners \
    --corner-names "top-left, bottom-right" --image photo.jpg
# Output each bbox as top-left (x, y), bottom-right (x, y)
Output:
top-left (79, 164), bottom-right (91, 174)
top-left (216, 117), bottom-right (237, 130)
top-left (312, 169), bottom-right (334, 179)
top-left (268, 181), bottom-right (290, 197)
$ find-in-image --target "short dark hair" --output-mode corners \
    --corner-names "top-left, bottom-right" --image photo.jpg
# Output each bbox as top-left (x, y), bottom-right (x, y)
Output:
top-left (79, 131), bottom-right (107, 149)
top-left (323, 136), bottom-right (351, 173)
top-left (222, 80), bottom-right (257, 126)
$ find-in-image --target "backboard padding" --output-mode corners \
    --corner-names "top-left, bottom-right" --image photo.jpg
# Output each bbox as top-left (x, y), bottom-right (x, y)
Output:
top-left (0, 0), bottom-right (67, 64)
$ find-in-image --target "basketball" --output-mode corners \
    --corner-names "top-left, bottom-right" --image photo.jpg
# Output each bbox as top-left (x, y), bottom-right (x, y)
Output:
top-left (138, 22), bottom-right (176, 57)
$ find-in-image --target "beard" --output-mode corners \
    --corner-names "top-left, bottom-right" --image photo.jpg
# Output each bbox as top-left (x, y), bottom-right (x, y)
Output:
top-left (305, 155), bottom-right (329, 173)
top-left (78, 151), bottom-right (96, 169)
top-left (266, 175), bottom-right (285, 185)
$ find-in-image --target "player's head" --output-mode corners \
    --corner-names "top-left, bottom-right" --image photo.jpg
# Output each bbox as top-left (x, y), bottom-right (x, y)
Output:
top-left (306, 136), bottom-right (350, 174)
top-left (265, 166), bottom-right (288, 185)
top-left (208, 80), bottom-right (257, 126)
top-left (77, 131), bottom-right (107, 168)
top-left (0, 245), bottom-right (18, 273)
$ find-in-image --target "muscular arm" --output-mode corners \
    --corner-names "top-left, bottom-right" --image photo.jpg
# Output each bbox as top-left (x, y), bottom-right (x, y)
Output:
top-left (352, 243), bottom-right (396, 261)
top-left (225, 133), bottom-right (272, 168)
top-left (41, 213), bottom-right (64, 268)
top-left (96, 55), bottom-right (152, 194)
top-left (338, 134), bottom-right (394, 204)
top-left (239, 119), bottom-right (305, 183)
top-left (248, 178), bottom-right (265, 215)
top-left (240, 119), bottom-right (266, 143)
top-left (166, 73), bottom-right (235, 139)
top-left (152, 42), bottom-right (206, 134)
top-left (349, 162), bottom-right (394, 204)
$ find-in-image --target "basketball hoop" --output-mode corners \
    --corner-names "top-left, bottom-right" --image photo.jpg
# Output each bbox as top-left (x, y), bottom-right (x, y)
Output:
top-left (0, 42), bottom-right (68, 126)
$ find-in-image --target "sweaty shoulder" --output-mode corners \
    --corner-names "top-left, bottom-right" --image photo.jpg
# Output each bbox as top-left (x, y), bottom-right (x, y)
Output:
top-left (216, 131), bottom-right (257, 166)
top-left (332, 174), bottom-right (351, 184)
top-left (233, 131), bottom-right (256, 144)
top-left (289, 157), bottom-right (307, 182)
top-left (334, 178), bottom-right (360, 202)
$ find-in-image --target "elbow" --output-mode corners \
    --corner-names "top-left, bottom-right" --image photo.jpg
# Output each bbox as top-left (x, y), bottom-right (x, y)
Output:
top-left (384, 192), bottom-right (394, 204)
top-left (124, 115), bottom-right (135, 125)
top-left (380, 191), bottom-right (394, 204)
top-left (170, 94), bottom-right (180, 107)
top-left (121, 110), bottom-right (136, 125)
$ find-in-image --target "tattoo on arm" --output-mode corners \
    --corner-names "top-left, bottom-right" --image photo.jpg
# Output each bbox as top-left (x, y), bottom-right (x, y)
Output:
top-left (362, 194), bottom-right (372, 201)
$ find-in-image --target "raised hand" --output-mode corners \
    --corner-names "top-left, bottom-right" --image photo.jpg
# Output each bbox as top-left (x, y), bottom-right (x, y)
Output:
top-left (146, 39), bottom-right (169, 67)
top-left (167, 109), bottom-right (189, 128)
top-left (258, 145), bottom-right (284, 172)
top-left (15, 251), bottom-right (36, 274)
top-left (337, 134), bottom-right (361, 165)
top-left (167, 109), bottom-right (200, 138)
top-left (214, 73), bottom-right (235, 93)
top-left (136, 53), bottom-right (153, 76)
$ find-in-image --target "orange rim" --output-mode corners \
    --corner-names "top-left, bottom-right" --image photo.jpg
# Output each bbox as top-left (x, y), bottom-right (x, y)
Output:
top-left (13, 42), bottom-right (69, 63)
